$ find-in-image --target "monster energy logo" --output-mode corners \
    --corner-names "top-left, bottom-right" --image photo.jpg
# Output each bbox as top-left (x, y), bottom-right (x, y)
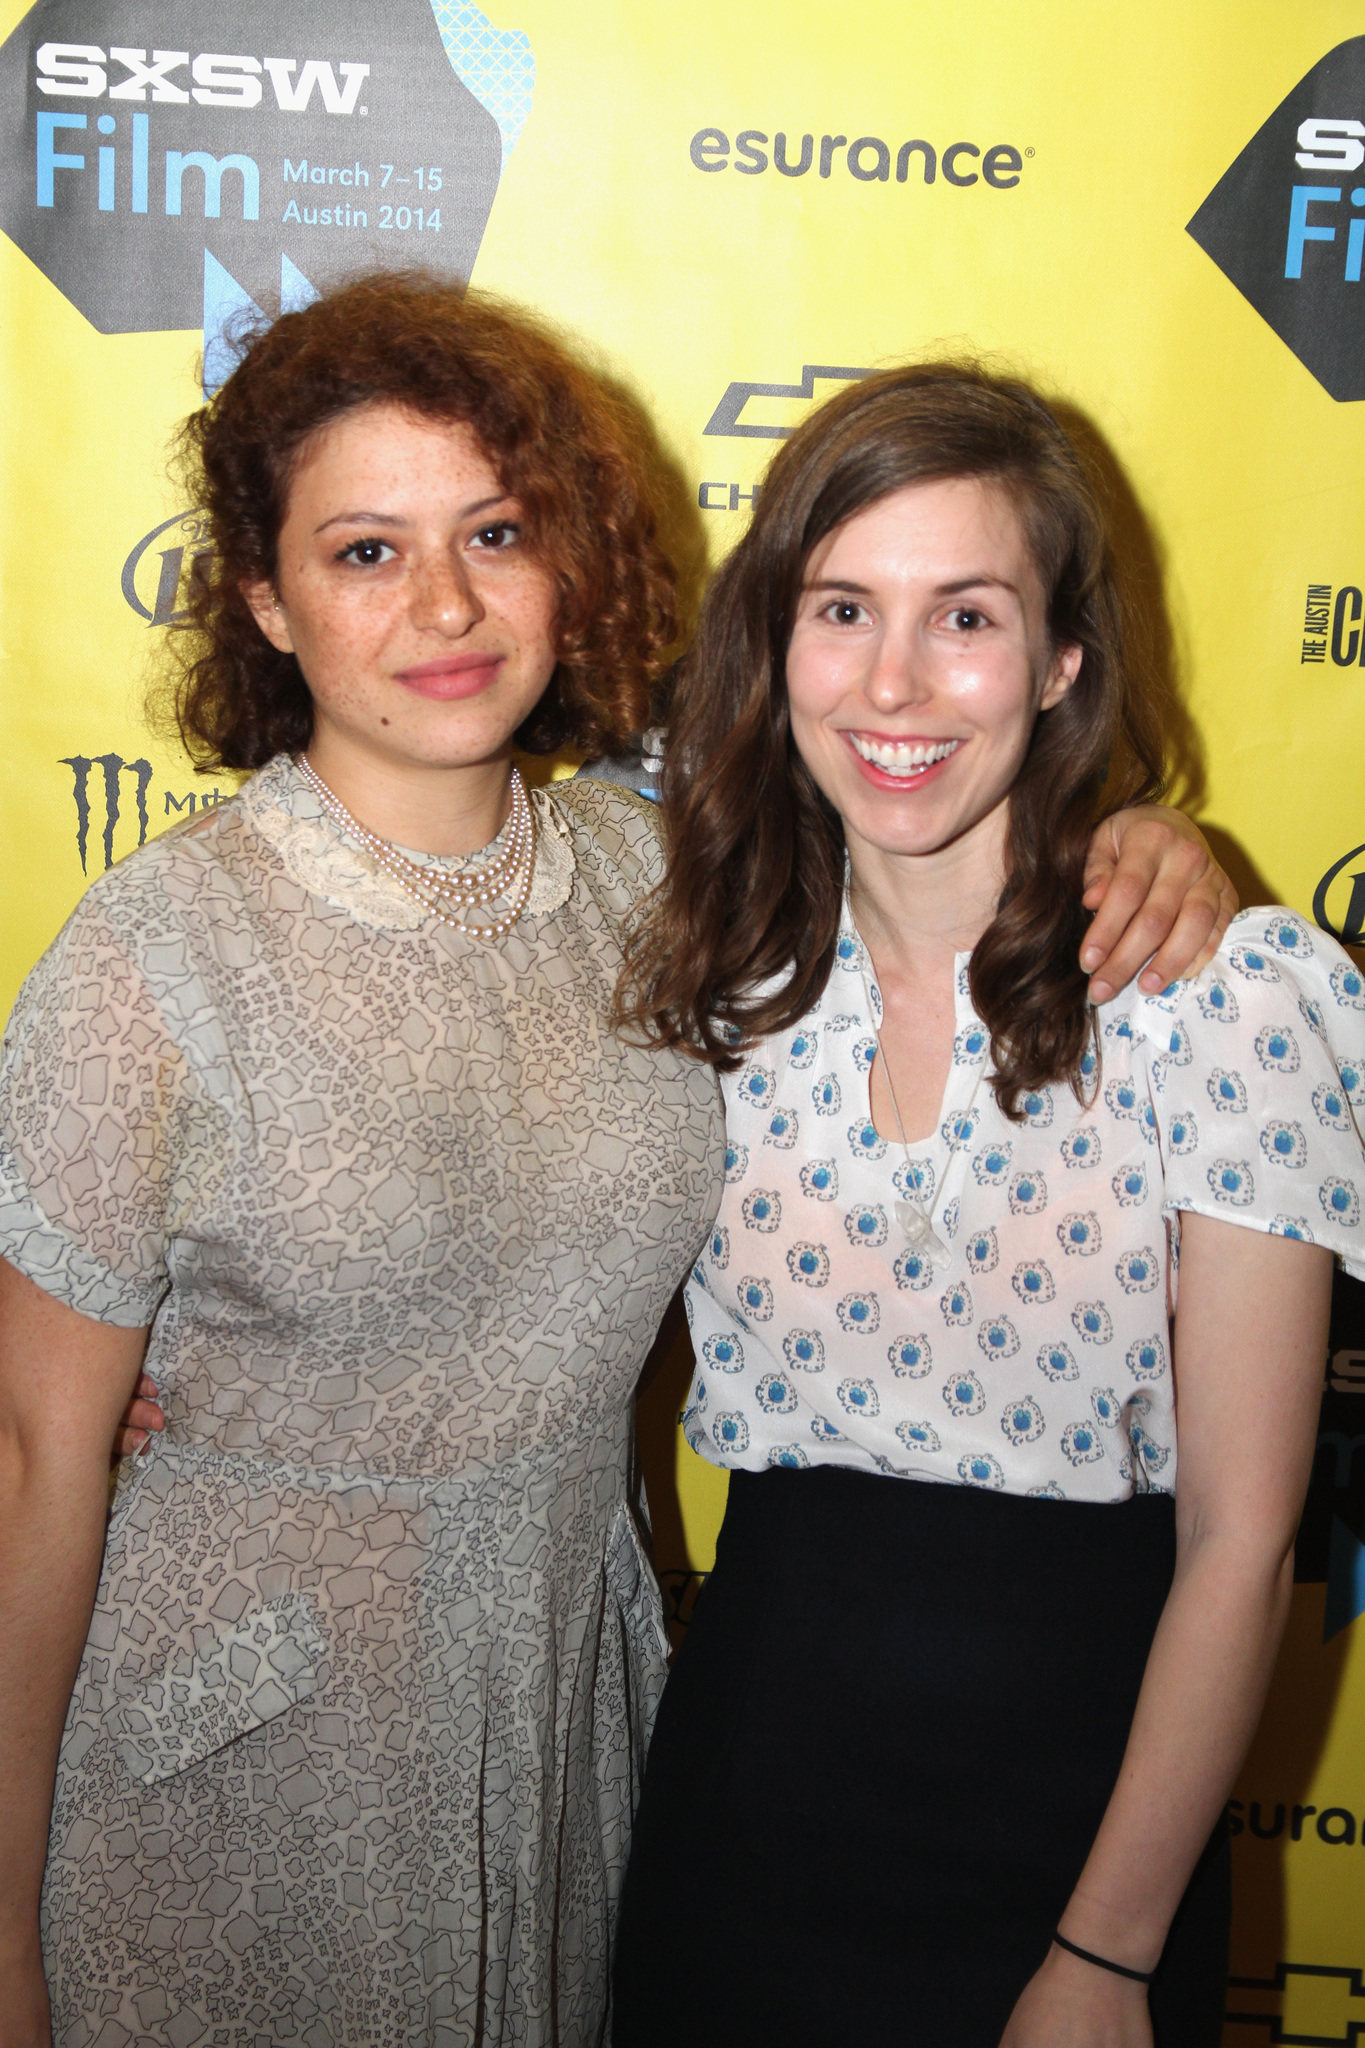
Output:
top-left (60, 754), bottom-right (152, 873)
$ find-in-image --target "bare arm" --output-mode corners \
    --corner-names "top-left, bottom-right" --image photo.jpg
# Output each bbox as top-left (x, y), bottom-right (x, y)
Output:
top-left (0, 1257), bottom-right (149, 2047)
top-left (1082, 808), bottom-right (1238, 1004)
top-left (999, 1219), bottom-right (1332, 2048)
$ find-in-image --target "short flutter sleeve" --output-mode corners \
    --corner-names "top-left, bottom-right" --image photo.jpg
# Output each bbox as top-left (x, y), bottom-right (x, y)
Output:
top-left (0, 884), bottom-right (201, 1325)
top-left (1135, 909), bottom-right (1365, 1278)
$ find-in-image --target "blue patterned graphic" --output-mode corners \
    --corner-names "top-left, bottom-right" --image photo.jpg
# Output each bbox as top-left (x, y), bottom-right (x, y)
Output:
top-left (1011, 1260), bottom-right (1056, 1305)
top-left (1001, 1396), bottom-right (1045, 1446)
top-left (703, 1332), bottom-right (745, 1373)
top-left (837, 1292), bottom-right (881, 1333)
top-left (1261, 1121), bottom-right (1307, 1168)
top-left (1125, 1335), bottom-right (1167, 1381)
top-left (742, 1188), bottom-right (781, 1232)
top-left (888, 1334), bottom-right (933, 1378)
top-left (972, 1144), bottom-right (1012, 1185)
top-left (1061, 1126), bottom-right (1102, 1169)
top-left (944, 1371), bottom-right (986, 1418)
top-left (800, 1159), bottom-right (838, 1200)
top-left (845, 1205), bottom-right (889, 1250)
top-left (429, 0), bottom-right (535, 160)
top-left (894, 1246), bottom-right (937, 1292)
top-left (977, 1316), bottom-right (1020, 1360)
top-left (783, 1329), bottom-right (825, 1371)
top-left (755, 1372), bottom-right (798, 1415)
top-left (896, 1419), bottom-right (941, 1453)
top-left (786, 1241), bottom-right (830, 1287)
top-left (788, 1030), bottom-right (819, 1069)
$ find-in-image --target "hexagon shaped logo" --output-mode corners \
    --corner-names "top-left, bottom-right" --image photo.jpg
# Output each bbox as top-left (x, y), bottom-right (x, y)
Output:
top-left (0, 0), bottom-right (522, 340)
top-left (1188, 36), bottom-right (1365, 401)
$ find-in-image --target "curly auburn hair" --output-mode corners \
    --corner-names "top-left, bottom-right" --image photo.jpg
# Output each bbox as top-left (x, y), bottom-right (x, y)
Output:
top-left (617, 361), bottom-right (1167, 1118)
top-left (162, 271), bottom-right (678, 768)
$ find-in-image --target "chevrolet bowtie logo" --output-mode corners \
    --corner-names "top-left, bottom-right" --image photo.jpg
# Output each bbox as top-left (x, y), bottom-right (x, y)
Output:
top-left (1227, 1961), bottom-right (1365, 2043)
top-left (703, 363), bottom-right (869, 439)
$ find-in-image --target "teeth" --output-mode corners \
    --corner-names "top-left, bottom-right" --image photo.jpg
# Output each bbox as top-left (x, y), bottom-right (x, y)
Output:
top-left (849, 735), bottom-right (961, 776)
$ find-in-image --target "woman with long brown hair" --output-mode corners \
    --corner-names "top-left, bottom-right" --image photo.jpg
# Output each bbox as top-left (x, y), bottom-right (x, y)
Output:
top-left (611, 364), bottom-right (1363, 2046)
top-left (0, 273), bottom-right (1238, 2048)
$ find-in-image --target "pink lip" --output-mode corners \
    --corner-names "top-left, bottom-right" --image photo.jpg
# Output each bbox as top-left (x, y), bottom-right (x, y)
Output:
top-left (841, 732), bottom-right (961, 793)
top-left (393, 653), bottom-right (505, 700)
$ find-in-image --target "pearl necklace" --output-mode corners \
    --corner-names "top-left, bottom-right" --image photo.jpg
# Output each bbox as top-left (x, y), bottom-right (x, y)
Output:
top-left (295, 755), bottom-right (536, 940)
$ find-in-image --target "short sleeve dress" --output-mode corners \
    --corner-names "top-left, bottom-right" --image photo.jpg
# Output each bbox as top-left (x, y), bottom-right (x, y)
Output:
top-left (0, 754), bottom-right (724, 2048)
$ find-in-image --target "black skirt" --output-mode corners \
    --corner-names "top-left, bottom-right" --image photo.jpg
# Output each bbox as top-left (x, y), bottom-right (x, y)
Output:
top-left (613, 1466), bottom-right (1229, 2047)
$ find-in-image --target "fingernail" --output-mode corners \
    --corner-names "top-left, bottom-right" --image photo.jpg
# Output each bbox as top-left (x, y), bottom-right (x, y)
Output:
top-left (1089, 979), bottom-right (1114, 1003)
top-left (1080, 946), bottom-right (1103, 970)
top-left (136, 1432), bottom-right (150, 1455)
top-left (1139, 970), bottom-right (1162, 992)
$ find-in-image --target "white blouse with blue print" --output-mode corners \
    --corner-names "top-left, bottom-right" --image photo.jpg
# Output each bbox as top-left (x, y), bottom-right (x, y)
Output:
top-left (682, 907), bottom-right (1365, 1502)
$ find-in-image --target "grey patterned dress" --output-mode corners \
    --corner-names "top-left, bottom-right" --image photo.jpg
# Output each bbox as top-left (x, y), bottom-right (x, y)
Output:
top-left (0, 755), bottom-right (723, 2048)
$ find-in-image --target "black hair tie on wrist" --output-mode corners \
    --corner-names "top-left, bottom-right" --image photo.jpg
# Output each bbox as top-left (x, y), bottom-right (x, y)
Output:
top-left (1052, 1932), bottom-right (1156, 1985)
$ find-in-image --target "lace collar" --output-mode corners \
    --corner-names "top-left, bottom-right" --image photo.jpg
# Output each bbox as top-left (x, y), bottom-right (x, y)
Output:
top-left (237, 753), bottom-right (576, 932)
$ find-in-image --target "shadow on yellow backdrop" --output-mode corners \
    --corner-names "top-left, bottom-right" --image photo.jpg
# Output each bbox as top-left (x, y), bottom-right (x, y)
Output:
top-left (2, 0), bottom-right (1364, 2031)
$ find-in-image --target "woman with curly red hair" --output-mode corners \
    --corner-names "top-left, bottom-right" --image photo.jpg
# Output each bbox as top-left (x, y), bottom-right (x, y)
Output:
top-left (0, 277), bottom-right (1232, 2047)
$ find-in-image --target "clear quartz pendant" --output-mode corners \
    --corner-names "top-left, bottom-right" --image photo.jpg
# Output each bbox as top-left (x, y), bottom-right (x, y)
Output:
top-left (895, 1200), bottom-right (948, 1261)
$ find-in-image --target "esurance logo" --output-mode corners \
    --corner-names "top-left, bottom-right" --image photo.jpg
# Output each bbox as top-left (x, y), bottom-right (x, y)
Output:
top-left (0, 0), bottom-right (530, 336)
top-left (1188, 37), bottom-right (1365, 400)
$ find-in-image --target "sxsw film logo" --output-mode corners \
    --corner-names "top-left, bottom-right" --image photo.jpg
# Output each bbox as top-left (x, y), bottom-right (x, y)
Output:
top-left (0, 0), bottom-right (533, 338)
top-left (1188, 36), bottom-right (1365, 400)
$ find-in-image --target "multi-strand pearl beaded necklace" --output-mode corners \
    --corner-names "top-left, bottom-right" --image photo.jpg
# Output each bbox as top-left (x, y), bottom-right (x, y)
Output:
top-left (295, 754), bottom-right (536, 941)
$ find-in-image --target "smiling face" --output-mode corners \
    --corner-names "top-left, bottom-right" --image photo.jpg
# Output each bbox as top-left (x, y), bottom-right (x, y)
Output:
top-left (784, 474), bottom-right (1082, 877)
top-left (245, 400), bottom-right (559, 775)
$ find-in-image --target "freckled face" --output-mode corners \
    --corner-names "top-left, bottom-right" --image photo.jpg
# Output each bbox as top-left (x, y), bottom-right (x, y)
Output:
top-left (245, 401), bottom-right (559, 771)
top-left (784, 475), bottom-right (1081, 861)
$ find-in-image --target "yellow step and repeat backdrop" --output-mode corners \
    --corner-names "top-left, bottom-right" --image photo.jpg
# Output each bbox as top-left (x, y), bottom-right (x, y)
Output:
top-left (2, 1), bottom-right (1364, 2032)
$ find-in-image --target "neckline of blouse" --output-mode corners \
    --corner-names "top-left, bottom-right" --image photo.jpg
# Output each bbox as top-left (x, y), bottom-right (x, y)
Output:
top-left (236, 751), bottom-right (577, 930)
top-left (838, 898), bottom-right (990, 1167)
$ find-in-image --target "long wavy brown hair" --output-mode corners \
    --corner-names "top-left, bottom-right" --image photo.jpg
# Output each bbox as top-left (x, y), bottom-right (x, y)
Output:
top-left (159, 270), bottom-right (678, 769)
top-left (618, 361), bottom-right (1167, 1117)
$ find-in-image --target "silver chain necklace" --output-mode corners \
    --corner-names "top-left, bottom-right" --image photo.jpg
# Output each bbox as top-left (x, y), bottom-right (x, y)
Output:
top-left (296, 754), bottom-right (536, 941)
top-left (854, 924), bottom-right (985, 1264)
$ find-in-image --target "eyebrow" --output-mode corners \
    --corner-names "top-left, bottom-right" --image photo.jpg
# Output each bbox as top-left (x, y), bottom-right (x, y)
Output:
top-left (313, 493), bottom-right (511, 537)
top-left (804, 572), bottom-right (1021, 598)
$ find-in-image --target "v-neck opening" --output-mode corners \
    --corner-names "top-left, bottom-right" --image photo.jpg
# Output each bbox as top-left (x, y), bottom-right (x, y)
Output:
top-left (854, 928), bottom-right (980, 1157)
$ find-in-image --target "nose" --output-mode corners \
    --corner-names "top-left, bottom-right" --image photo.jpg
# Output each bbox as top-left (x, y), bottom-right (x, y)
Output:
top-left (409, 547), bottom-right (484, 637)
top-left (862, 617), bottom-right (932, 714)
